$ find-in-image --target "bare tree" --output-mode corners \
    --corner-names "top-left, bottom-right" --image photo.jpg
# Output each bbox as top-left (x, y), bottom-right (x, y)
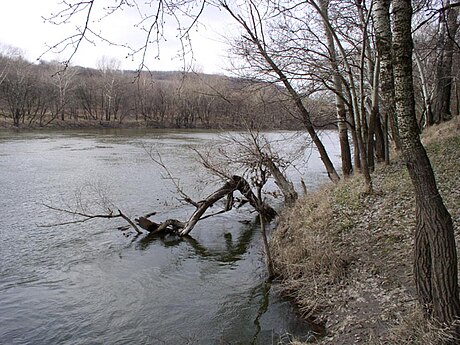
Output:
top-left (0, 44), bottom-right (22, 86)
top-left (74, 69), bottom-right (101, 120)
top-left (318, 0), bottom-right (353, 178)
top-left (97, 57), bottom-right (123, 122)
top-left (307, 0), bottom-right (372, 190)
top-left (49, 61), bottom-right (78, 121)
top-left (432, 0), bottom-right (460, 124)
top-left (43, 0), bottom-right (207, 71)
top-left (1, 56), bottom-right (35, 127)
top-left (220, 0), bottom-right (341, 183)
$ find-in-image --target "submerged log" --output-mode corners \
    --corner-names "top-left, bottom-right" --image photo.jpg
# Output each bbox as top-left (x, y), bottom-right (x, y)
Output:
top-left (136, 216), bottom-right (160, 232)
top-left (135, 175), bottom-right (277, 236)
top-left (135, 216), bottom-right (185, 234)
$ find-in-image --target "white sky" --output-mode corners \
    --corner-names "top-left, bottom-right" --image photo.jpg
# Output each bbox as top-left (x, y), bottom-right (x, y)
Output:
top-left (0, 1), bottom-right (234, 74)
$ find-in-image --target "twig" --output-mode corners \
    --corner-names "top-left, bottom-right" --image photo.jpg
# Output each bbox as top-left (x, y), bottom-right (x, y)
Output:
top-left (144, 145), bottom-right (199, 207)
top-left (40, 204), bottom-right (142, 234)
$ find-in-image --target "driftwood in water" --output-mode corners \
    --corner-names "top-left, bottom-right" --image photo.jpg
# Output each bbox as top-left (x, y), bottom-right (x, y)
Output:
top-left (135, 217), bottom-right (185, 234)
top-left (135, 175), bottom-right (277, 236)
top-left (42, 175), bottom-right (276, 237)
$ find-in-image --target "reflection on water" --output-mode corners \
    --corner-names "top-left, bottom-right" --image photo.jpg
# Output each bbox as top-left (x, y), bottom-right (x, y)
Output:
top-left (138, 219), bottom-right (258, 264)
top-left (0, 129), bottom-right (339, 344)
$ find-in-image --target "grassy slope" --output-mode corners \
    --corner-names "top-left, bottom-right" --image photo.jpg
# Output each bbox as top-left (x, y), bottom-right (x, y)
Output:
top-left (271, 117), bottom-right (460, 344)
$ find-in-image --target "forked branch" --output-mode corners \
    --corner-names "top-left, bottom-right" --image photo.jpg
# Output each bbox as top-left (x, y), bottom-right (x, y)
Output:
top-left (43, 175), bottom-right (276, 237)
top-left (41, 204), bottom-right (143, 234)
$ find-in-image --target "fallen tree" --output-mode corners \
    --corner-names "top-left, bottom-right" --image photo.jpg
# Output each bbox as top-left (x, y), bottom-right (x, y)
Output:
top-left (44, 175), bottom-right (277, 237)
top-left (135, 174), bottom-right (277, 236)
top-left (43, 131), bottom-right (298, 278)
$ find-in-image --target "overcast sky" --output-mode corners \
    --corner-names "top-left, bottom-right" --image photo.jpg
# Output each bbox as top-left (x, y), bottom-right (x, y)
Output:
top-left (0, 1), bottom-right (234, 74)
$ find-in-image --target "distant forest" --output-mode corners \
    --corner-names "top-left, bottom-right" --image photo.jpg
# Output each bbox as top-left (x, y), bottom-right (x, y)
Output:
top-left (0, 50), bottom-right (334, 130)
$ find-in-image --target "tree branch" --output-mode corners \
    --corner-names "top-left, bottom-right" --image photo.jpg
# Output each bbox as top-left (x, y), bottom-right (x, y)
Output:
top-left (40, 204), bottom-right (142, 234)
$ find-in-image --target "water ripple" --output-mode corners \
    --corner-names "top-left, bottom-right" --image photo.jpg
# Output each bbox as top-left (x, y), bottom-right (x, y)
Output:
top-left (0, 129), bottom-right (337, 344)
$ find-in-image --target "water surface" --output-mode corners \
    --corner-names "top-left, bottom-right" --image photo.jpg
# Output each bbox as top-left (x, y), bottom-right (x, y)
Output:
top-left (0, 129), bottom-right (340, 344)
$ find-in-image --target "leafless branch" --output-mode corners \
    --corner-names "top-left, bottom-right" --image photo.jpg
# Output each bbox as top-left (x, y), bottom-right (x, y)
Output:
top-left (42, 0), bottom-right (208, 72)
top-left (44, 1), bottom-right (95, 68)
top-left (40, 203), bottom-right (143, 234)
top-left (144, 144), bottom-right (199, 207)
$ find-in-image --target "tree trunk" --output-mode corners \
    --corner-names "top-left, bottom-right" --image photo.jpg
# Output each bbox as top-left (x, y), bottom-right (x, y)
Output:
top-left (347, 108), bottom-right (361, 171)
top-left (13, 108), bottom-right (20, 127)
top-left (367, 57), bottom-right (381, 172)
top-left (433, 0), bottom-right (459, 124)
top-left (414, 50), bottom-right (434, 127)
top-left (179, 175), bottom-right (276, 236)
top-left (392, 0), bottom-right (460, 327)
top-left (357, 0), bottom-right (373, 153)
top-left (319, 0), bottom-right (353, 178)
top-left (223, 3), bottom-right (341, 184)
top-left (373, 0), bottom-right (401, 156)
top-left (374, 115), bottom-right (386, 163)
top-left (135, 175), bottom-right (277, 237)
top-left (414, 227), bottom-right (433, 315)
top-left (311, 0), bottom-right (368, 187)
top-left (357, 17), bottom-right (373, 192)
top-left (265, 159), bottom-right (298, 205)
top-left (259, 46), bottom-right (341, 184)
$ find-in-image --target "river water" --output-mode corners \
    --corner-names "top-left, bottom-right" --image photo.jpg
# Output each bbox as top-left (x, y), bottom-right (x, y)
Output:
top-left (0, 129), bottom-right (340, 345)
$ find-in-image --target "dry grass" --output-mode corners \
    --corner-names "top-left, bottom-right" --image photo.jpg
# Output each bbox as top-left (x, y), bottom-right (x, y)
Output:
top-left (378, 309), bottom-right (460, 345)
top-left (421, 115), bottom-right (460, 145)
top-left (271, 117), bottom-right (460, 344)
top-left (271, 184), bottom-right (350, 318)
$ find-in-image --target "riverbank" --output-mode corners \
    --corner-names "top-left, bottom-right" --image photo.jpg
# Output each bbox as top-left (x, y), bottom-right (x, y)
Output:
top-left (0, 118), bottom-right (210, 130)
top-left (0, 117), bottom-right (306, 131)
top-left (271, 117), bottom-right (460, 344)
top-left (0, 117), bottom-right (143, 130)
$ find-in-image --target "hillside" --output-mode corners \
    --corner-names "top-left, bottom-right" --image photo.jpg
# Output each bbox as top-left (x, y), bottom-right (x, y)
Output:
top-left (271, 117), bottom-right (460, 344)
top-left (0, 55), bottom-right (335, 130)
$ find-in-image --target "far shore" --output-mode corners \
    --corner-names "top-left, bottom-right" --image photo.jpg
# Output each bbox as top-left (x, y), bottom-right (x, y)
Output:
top-left (0, 118), bottom-right (313, 132)
top-left (0, 117), bottom-right (335, 132)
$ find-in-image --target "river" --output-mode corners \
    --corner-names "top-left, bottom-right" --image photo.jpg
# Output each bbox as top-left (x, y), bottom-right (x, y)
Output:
top-left (0, 129), bottom-right (341, 344)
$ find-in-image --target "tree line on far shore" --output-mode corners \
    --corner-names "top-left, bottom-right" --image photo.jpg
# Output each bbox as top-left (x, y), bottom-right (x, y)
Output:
top-left (0, 50), bottom-right (336, 130)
